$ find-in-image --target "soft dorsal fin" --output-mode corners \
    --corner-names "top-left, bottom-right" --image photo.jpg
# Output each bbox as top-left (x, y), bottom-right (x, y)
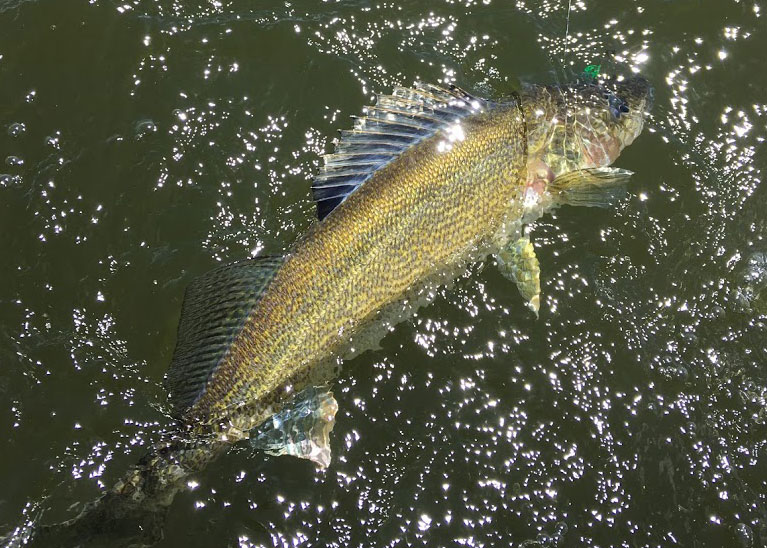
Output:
top-left (312, 83), bottom-right (492, 220)
top-left (165, 256), bottom-right (284, 413)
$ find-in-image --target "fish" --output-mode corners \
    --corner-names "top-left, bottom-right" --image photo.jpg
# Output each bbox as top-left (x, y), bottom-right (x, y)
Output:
top-left (5, 75), bottom-right (653, 547)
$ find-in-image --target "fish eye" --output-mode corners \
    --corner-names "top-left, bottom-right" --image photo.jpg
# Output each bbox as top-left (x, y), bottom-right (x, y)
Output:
top-left (605, 92), bottom-right (629, 119)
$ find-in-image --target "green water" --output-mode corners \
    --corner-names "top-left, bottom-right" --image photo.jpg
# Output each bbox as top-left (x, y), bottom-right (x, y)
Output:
top-left (1, 0), bottom-right (766, 546)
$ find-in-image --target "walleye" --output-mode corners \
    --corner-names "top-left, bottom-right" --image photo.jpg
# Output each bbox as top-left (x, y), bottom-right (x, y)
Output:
top-left (10, 75), bottom-right (652, 547)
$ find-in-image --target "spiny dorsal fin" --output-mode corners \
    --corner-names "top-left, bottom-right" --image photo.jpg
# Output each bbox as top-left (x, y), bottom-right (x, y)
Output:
top-left (165, 256), bottom-right (284, 413)
top-left (312, 83), bottom-right (492, 220)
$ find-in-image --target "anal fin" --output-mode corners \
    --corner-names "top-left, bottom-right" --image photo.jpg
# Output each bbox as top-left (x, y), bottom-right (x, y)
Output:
top-left (496, 236), bottom-right (541, 317)
top-left (250, 386), bottom-right (338, 469)
top-left (550, 167), bottom-right (633, 208)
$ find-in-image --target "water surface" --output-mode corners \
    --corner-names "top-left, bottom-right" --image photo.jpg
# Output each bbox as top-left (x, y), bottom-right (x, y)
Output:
top-left (1, 0), bottom-right (766, 546)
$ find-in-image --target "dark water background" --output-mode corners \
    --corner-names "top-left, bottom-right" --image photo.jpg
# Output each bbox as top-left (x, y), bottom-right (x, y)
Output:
top-left (1, 0), bottom-right (766, 546)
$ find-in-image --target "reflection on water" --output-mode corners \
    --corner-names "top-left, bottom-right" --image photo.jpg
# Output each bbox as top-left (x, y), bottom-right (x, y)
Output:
top-left (1, 0), bottom-right (765, 546)
top-left (731, 251), bottom-right (767, 314)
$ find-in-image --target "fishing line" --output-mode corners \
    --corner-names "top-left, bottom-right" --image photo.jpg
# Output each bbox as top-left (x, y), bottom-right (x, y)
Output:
top-left (560, 0), bottom-right (574, 172)
top-left (563, 0), bottom-right (572, 67)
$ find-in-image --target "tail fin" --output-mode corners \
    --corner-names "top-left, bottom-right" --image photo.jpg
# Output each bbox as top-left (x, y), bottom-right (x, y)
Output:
top-left (13, 493), bottom-right (167, 548)
top-left (2, 257), bottom-right (285, 547)
top-left (3, 436), bottom-right (229, 548)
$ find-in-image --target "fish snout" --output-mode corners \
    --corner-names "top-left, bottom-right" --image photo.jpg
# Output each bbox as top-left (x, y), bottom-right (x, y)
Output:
top-left (617, 76), bottom-right (654, 114)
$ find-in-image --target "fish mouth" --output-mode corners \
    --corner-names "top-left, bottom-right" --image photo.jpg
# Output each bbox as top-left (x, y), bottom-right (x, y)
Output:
top-left (606, 76), bottom-right (654, 158)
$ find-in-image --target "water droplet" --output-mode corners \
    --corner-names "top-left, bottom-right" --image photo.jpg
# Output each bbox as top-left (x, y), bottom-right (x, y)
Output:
top-left (45, 133), bottom-right (61, 149)
top-left (734, 523), bottom-right (753, 548)
top-left (5, 156), bottom-right (24, 167)
top-left (553, 522), bottom-right (568, 546)
top-left (7, 122), bottom-right (26, 137)
top-left (0, 173), bottom-right (23, 187)
top-left (135, 119), bottom-right (157, 139)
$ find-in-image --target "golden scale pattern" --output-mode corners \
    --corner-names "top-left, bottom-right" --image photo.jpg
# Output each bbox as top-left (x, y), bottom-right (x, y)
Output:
top-left (105, 90), bottom-right (533, 513)
top-left (193, 103), bottom-right (528, 430)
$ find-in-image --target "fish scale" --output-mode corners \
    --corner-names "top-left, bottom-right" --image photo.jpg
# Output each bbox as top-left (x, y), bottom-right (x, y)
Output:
top-left (195, 102), bottom-right (528, 423)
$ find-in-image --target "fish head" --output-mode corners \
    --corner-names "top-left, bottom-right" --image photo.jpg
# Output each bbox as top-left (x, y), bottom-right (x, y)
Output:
top-left (521, 76), bottom-right (653, 185)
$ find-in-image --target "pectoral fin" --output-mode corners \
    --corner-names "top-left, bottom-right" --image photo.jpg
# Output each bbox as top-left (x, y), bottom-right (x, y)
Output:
top-left (550, 167), bottom-right (633, 208)
top-left (496, 236), bottom-right (541, 317)
top-left (250, 386), bottom-right (338, 469)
